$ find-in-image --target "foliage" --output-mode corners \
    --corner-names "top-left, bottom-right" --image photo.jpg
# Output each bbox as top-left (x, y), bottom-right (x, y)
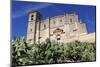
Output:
top-left (11, 37), bottom-right (96, 66)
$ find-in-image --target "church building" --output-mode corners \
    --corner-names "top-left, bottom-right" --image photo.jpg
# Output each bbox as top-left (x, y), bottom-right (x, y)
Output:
top-left (26, 11), bottom-right (89, 44)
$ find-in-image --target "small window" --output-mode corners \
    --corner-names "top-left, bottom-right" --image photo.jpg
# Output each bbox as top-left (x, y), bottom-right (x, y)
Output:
top-left (30, 29), bottom-right (32, 32)
top-left (60, 19), bottom-right (62, 22)
top-left (57, 34), bottom-right (60, 36)
top-left (54, 21), bottom-right (55, 24)
top-left (31, 15), bottom-right (34, 20)
top-left (57, 38), bottom-right (60, 40)
top-left (44, 24), bottom-right (46, 29)
top-left (50, 34), bottom-right (53, 36)
top-left (70, 18), bottom-right (72, 22)
top-left (29, 39), bottom-right (32, 41)
top-left (39, 37), bottom-right (41, 39)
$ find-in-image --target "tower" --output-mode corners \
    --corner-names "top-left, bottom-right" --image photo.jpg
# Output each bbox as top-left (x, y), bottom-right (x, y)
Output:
top-left (26, 11), bottom-right (40, 45)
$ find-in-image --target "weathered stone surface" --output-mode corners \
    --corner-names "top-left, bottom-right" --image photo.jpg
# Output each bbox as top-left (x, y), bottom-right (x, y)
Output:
top-left (26, 12), bottom-right (95, 45)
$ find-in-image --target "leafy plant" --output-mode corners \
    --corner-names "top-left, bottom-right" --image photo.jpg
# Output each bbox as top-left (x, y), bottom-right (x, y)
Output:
top-left (11, 37), bottom-right (96, 66)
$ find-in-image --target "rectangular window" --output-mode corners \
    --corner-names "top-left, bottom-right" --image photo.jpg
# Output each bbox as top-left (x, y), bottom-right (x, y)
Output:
top-left (57, 38), bottom-right (60, 40)
top-left (29, 39), bottom-right (32, 41)
top-left (44, 24), bottom-right (46, 29)
top-left (60, 19), bottom-right (62, 22)
top-left (70, 18), bottom-right (72, 22)
top-left (54, 21), bottom-right (55, 24)
top-left (30, 29), bottom-right (32, 32)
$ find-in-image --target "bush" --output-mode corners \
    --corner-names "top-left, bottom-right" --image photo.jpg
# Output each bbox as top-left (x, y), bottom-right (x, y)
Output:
top-left (11, 37), bottom-right (96, 66)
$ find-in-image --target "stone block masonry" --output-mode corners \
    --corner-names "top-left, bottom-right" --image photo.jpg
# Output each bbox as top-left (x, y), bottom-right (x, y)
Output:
top-left (26, 11), bottom-right (95, 45)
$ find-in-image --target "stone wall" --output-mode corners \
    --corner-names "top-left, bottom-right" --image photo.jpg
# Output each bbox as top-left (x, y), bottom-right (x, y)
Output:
top-left (62, 32), bottom-right (95, 43)
top-left (27, 12), bottom-right (93, 44)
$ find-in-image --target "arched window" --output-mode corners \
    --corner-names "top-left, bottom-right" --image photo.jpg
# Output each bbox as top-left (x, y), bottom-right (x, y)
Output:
top-left (31, 15), bottom-right (34, 20)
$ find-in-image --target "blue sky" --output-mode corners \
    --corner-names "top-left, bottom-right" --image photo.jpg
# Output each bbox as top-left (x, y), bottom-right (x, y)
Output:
top-left (12, 1), bottom-right (96, 38)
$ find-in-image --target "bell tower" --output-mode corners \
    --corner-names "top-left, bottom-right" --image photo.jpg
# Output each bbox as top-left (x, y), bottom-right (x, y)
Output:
top-left (27, 11), bottom-right (40, 45)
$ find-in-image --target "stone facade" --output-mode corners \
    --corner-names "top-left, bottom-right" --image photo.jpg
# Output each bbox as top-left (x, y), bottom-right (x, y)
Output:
top-left (26, 11), bottom-right (95, 45)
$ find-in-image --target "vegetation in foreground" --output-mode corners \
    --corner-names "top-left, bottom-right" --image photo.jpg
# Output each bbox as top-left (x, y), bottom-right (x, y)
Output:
top-left (11, 37), bottom-right (96, 67)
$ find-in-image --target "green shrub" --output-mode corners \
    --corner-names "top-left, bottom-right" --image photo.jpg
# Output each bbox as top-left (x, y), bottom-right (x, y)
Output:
top-left (11, 37), bottom-right (96, 66)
